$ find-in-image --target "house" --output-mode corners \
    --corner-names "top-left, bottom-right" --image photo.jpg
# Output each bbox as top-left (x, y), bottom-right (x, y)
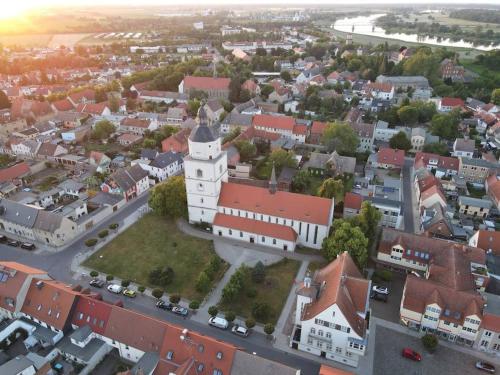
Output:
top-left (343, 192), bottom-right (363, 218)
top-left (138, 90), bottom-right (189, 104)
top-left (252, 114), bottom-right (307, 143)
top-left (10, 98), bottom-right (54, 122)
top-left (364, 82), bottom-right (394, 100)
top-left (220, 112), bottom-right (253, 134)
top-left (120, 117), bottom-right (158, 135)
top-left (409, 127), bottom-right (426, 152)
top-left (0, 162), bottom-right (30, 186)
top-left (452, 138), bottom-right (475, 158)
top-left (421, 203), bottom-right (454, 239)
top-left (51, 98), bottom-right (75, 112)
top-left (269, 87), bottom-right (292, 104)
top-left (375, 75), bottom-right (430, 90)
top-left (474, 293), bottom-right (500, 355)
top-left (350, 123), bottom-right (374, 152)
top-left (440, 59), bottom-right (465, 82)
top-left (376, 148), bottom-right (405, 169)
top-left (10, 139), bottom-right (40, 158)
top-left (68, 89), bottom-right (96, 106)
top-left (414, 152), bottom-right (459, 178)
top-left (101, 164), bottom-right (149, 201)
top-left (178, 76), bottom-right (231, 99)
top-left (165, 107), bottom-right (187, 126)
top-left (292, 252), bottom-right (370, 367)
top-left (75, 102), bottom-right (111, 117)
top-left (459, 157), bottom-right (498, 183)
top-left (485, 174), bottom-right (500, 210)
top-left (458, 196), bottom-right (492, 218)
top-left (204, 99), bottom-right (225, 125)
top-left (36, 142), bottom-right (67, 160)
top-left (161, 128), bottom-right (191, 154)
top-left (117, 133), bottom-right (143, 146)
top-left (309, 121), bottom-right (327, 145)
top-left (135, 152), bottom-right (183, 181)
top-left (241, 79), bottom-right (260, 96)
top-left (88, 151), bottom-right (111, 173)
top-left (419, 184), bottom-right (447, 210)
top-left (439, 97), bottom-right (465, 112)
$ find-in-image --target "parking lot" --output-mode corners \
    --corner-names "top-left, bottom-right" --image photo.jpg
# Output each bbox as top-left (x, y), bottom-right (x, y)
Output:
top-left (370, 271), bottom-right (406, 323)
top-left (373, 326), bottom-right (489, 375)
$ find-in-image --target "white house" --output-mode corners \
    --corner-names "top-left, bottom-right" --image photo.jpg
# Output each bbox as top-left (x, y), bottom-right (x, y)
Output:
top-left (292, 252), bottom-right (370, 367)
top-left (452, 138), bottom-right (475, 158)
top-left (135, 152), bottom-right (184, 182)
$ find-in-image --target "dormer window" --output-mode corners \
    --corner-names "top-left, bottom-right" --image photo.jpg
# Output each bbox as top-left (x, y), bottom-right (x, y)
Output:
top-left (216, 351), bottom-right (223, 360)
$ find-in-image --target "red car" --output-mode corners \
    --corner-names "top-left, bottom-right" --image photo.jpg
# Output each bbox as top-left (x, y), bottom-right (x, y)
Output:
top-left (402, 348), bottom-right (422, 361)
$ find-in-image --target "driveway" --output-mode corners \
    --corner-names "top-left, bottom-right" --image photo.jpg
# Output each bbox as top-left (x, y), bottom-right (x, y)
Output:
top-left (370, 272), bottom-right (406, 324)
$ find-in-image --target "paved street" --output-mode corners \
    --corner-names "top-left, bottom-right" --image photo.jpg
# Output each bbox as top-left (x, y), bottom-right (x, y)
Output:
top-left (402, 157), bottom-right (418, 234)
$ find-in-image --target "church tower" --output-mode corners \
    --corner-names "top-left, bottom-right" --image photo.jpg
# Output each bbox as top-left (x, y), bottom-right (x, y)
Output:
top-left (184, 106), bottom-right (228, 224)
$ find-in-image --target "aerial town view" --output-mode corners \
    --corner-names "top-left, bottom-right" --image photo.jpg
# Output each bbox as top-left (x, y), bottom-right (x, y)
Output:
top-left (0, 0), bottom-right (499, 374)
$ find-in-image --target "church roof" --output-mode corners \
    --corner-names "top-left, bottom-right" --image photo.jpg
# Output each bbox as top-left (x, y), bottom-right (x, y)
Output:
top-left (189, 106), bottom-right (216, 143)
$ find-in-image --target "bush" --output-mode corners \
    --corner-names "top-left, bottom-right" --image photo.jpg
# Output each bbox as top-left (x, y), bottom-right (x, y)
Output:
top-left (264, 323), bottom-right (275, 336)
top-left (85, 238), bottom-right (98, 247)
top-left (169, 293), bottom-right (181, 304)
top-left (245, 318), bottom-right (256, 329)
top-left (252, 261), bottom-right (266, 283)
top-left (138, 286), bottom-right (146, 293)
top-left (121, 280), bottom-right (130, 288)
top-left (208, 305), bottom-right (219, 317)
top-left (152, 288), bottom-right (164, 299)
top-left (98, 230), bottom-right (109, 238)
top-left (195, 271), bottom-right (211, 293)
top-left (422, 333), bottom-right (438, 352)
top-left (109, 223), bottom-right (119, 230)
top-left (189, 300), bottom-right (200, 310)
top-left (149, 266), bottom-right (175, 287)
top-left (89, 271), bottom-right (98, 278)
top-left (225, 311), bottom-right (236, 322)
top-left (106, 275), bottom-right (114, 281)
top-left (246, 288), bottom-right (257, 298)
top-left (251, 302), bottom-right (271, 321)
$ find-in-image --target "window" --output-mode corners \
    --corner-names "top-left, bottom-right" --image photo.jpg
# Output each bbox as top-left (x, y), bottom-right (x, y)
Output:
top-left (310, 328), bottom-right (316, 334)
top-left (307, 337), bottom-right (313, 345)
top-left (336, 347), bottom-right (342, 354)
top-left (261, 236), bottom-right (265, 242)
top-left (326, 332), bottom-right (331, 339)
top-left (229, 229), bottom-right (232, 235)
top-left (240, 231), bottom-right (243, 238)
top-left (216, 352), bottom-right (223, 360)
top-left (166, 351), bottom-right (174, 360)
top-left (196, 169), bottom-right (203, 178)
top-left (273, 239), bottom-right (276, 245)
top-left (485, 331), bottom-right (492, 337)
top-left (198, 364), bottom-right (205, 372)
top-left (317, 341), bottom-right (323, 348)
top-left (318, 330), bottom-right (324, 337)
top-left (213, 369), bottom-right (223, 375)
top-left (198, 344), bottom-right (204, 352)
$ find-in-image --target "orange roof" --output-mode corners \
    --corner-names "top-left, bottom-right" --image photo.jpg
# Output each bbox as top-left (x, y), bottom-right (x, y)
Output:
top-left (487, 175), bottom-right (500, 205)
top-left (441, 97), bottom-right (464, 107)
top-left (311, 121), bottom-right (327, 135)
top-left (344, 192), bottom-right (363, 210)
top-left (121, 117), bottom-right (150, 128)
top-left (481, 313), bottom-right (500, 332)
top-left (377, 148), bottom-right (405, 168)
top-left (76, 102), bottom-right (108, 115)
top-left (474, 230), bottom-right (500, 255)
top-left (52, 98), bottom-right (75, 112)
top-left (0, 162), bottom-right (30, 183)
top-left (183, 76), bottom-right (230, 90)
top-left (293, 124), bottom-right (308, 135)
top-left (320, 365), bottom-right (354, 375)
top-left (69, 88), bottom-right (95, 103)
top-left (252, 114), bottom-right (296, 132)
top-left (218, 182), bottom-right (333, 225)
top-left (366, 82), bottom-right (393, 93)
top-left (213, 213), bottom-right (298, 241)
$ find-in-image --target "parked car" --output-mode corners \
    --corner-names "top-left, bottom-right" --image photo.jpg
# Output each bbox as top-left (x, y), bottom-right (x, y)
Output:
top-left (372, 285), bottom-right (389, 295)
top-left (172, 306), bottom-right (189, 316)
top-left (0, 235), bottom-right (7, 242)
top-left (370, 292), bottom-right (388, 302)
top-left (20, 242), bottom-right (36, 250)
top-left (402, 348), bottom-right (421, 361)
top-left (231, 325), bottom-right (249, 337)
top-left (7, 239), bottom-right (20, 247)
top-left (89, 279), bottom-right (105, 288)
top-left (476, 361), bottom-right (496, 373)
top-left (123, 289), bottom-right (136, 298)
top-left (208, 316), bottom-right (229, 330)
top-left (156, 301), bottom-right (174, 310)
top-left (107, 284), bottom-right (123, 294)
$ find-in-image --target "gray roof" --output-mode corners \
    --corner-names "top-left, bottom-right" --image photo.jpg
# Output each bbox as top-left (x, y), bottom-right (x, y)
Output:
top-left (458, 196), bottom-right (492, 209)
top-left (89, 192), bottom-right (124, 206)
top-left (305, 152), bottom-right (330, 169)
top-left (222, 112), bottom-right (253, 127)
top-left (455, 138), bottom-right (475, 152)
top-left (460, 157), bottom-right (497, 169)
top-left (189, 107), bottom-right (216, 143)
top-left (368, 196), bottom-right (402, 211)
top-left (57, 336), bottom-right (107, 362)
top-left (231, 350), bottom-right (298, 375)
top-left (278, 167), bottom-right (297, 184)
top-left (140, 148), bottom-right (158, 161)
top-left (34, 210), bottom-right (63, 232)
top-left (150, 152), bottom-right (183, 169)
top-left (0, 356), bottom-right (34, 374)
top-left (33, 323), bottom-right (59, 343)
top-left (376, 75), bottom-right (430, 88)
top-left (166, 107), bottom-right (185, 119)
top-left (422, 203), bottom-right (451, 231)
top-left (111, 165), bottom-right (148, 191)
top-left (70, 325), bottom-right (92, 343)
top-left (130, 352), bottom-right (160, 375)
top-left (58, 179), bottom-right (84, 192)
top-left (0, 199), bottom-right (39, 228)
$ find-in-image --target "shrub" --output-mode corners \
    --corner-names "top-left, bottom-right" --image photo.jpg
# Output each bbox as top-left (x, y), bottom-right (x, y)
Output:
top-left (98, 230), bottom-right (109, 238)
top-left (252, 261), bottom-right (266, 283)
top-left (225, 311), bottom-right (236, 322)
top-left (109, 223), bottom-right (119, 230)
top-left (106, 275), bottom-right (114, 281)
top-left (245, 318), bottom-right (256, 329)
top-left (85, 238), bottom-right (98, 247)
top-left (208, 305), bottom-right (218, 317)
top-left (89, 271), bottom-right (98, 278)
top-left (189, 300), bottom-right (200, 310)
top-left (246, 288), bottom-right (257, 298)
top-left (149, 266), bottom-right (175, 287)
top-left (422, 333), bottom-right (438, 352)
top-left (252, 302), bottom-right (271, 321)
top-left (264, 323), bottom-right (275, 336)
top-left (152, 288), bottom-right (164, 299)
top-left (169, 293), bottom-right (181, 304)
top-left (138, 286), bottom-right (146, 293)
top-left (195, 271), bottom-right (211, 293)
top-left (121, 280), bottom-right (130, 288)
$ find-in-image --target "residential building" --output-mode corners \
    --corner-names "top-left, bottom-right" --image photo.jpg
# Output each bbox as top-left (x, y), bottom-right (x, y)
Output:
top-left (375, 148), bottom-right (405, 170)
top-left (414, 152), bottom-right (459, 178)
top-left (134, 152), bottom-right (183, 181)
top-left (364, 82), bottom-right (394, 100)
top-left (204, 99), bottom-right (225, 125)
top-left (101, 164), bottom-right (149, 201)
top-left (252, 114), bottom-right (307, 143)
top-left (350, 122), bottom-right (374, 152)
top-left (440, 59), bottom-right (465, 82)
top-left (220, 112), bottom-right (253, 134)
top-left (458, 196), bottom-right (492, 218)
top-left (138, 90), bottom-right (189, 104)
top-left (292, 252), bottom-right (370, 367)
top-left (120, 117), bottom-right (158, 136)
top-left (474, 293), bottom-right (500, 355)
top-left (165, 107), bottom-right (187, 126)
top-left (459, 157), bottom-right (498, 183)
top-left (178, 76), bottom-right (231, 99)
top-left (117, 133), bottom-right (142, 146)
top-left (88, 151), bottom-right (111, 173)
top-left (343, 192), bottom-right (363, 219)
top-left (452, 138), bottom-right (475, 158)
top-left (161, 128), bottom-right (191, 154)
top-left (375, 75), bottom-right (430, 90)
top-left (439, 97), bottom-right (465, 112)
top-left (469, 230), bottom-right (500, 256)
top-left (309, 121), bottom-right (327, 145)
top-left (485, 174), bottom-right (500, 210)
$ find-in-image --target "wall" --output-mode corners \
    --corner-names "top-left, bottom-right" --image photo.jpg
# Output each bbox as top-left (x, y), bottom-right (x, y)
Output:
top-left (212, 224), bottom-right (296, 251)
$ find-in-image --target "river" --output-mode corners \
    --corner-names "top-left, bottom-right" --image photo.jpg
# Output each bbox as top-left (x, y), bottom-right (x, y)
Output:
top-left (333, 14), bottom-right (499, 51)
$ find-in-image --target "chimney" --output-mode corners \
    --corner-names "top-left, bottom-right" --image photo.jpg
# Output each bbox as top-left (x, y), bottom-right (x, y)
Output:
top-left (269, 163), bottom-right (277, 194)
top-left (304, 272), bottom-right (312, 288)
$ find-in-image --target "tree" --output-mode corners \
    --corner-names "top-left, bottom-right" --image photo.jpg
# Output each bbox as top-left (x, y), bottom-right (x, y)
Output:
top-left (208, 306), bottom-right (219, 317)
top-left (95, 87), bottom-right (107, 103)
top-left (106, 275), bottom-right (114, 281)
top-left (317, 178), bottom-right (344, 200)
top-left (149, 266), bottom-right (175, 287)
top-left (121, 280), bottom-right (130, 287)
top-left (397, 106), bottom-right (418, 126)
top-left (149, 176), bottom-right (187, 218)
top-left (322, 122), bottom-right (359, 154)
top-left (353, 201), bottom-right (382, 245)
top-left (0, 90), bottom-right (11, 109)
top-left (264, 323), bottom-right (275, 336)
top-left (126, 97), bottom-right (137, 111)
top-left (322, 220), bottom-right (369, 268)
top-left (422, 333), bottom-right (438, 353)
top-left (189, 300), bottom-right (200, 310)
top-left (91, 120), bottom-right (115, 140)
top-left (90, 271), bottom-right (98, 278)
top-left (280, 70), bottom-right (292, 82)
top-left (195, 271), bottom-right (211, 293)
top-left (138, 286), bottom-right (146, 293)
top-left (229, 75), bottom-right (242, 103)
top-left (108, 95), bottom-right (120, 113)
top-left (252, 261), bottom-right (266, 283)
top-left (169, 294), bottom-right (181, 304)
top-left (422, 142), bottom-right (449, 156)
top-left (389, 131), bottom-right (412, 151)
top-left (268, 149), bottom-right (297, 174)
top-left (152, 288), bottom-right (164, 299)
top-left (430, 112), bottom-right (459, 140)
top-left (143, 138), bottom-right (157, 149)
top-left (291, 170), bottom-right (311, 193)
top-left (225, 311), bottom-right (236, 322)
top-left (492, 88), bottom-right (500, 105)
top-left (85, 238), bottom-right (98, 247)
top-left (187, 99), bottom-right (201, 116)
top-left (234, 140), bottom-right (256, 162)
top-left (252, 302), bottom-right (271, 321)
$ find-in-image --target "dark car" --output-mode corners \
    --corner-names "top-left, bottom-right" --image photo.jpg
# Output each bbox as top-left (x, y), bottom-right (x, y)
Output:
top-left (156, 301), bottom-right (174, 310)
top-left (20, 242), bottom-right (36, 250)
top-left (0, 235), bottom-right (7, 242)
top-left (402, 348), bottom-right (422, 361)
top-left (172, 306), bottom-right (189, 316)
top-left (476, 361), bottom-right (496, 373)
top-left (89, 279), bottom-right (105, 288)
top-left (7, 239), bottom-right (20, 247)
top-left (370, 292), bottom-right (388, 302)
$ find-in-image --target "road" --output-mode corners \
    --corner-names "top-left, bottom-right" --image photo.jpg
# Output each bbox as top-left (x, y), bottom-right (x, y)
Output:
top-left (0, 192), bottom-right (321, 375)
top-left (402, 157), bottom-right (417, 234)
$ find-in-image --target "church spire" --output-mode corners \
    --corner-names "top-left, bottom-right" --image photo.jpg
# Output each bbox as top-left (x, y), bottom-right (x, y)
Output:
top-left (269, 163), bottom-right (277, 194)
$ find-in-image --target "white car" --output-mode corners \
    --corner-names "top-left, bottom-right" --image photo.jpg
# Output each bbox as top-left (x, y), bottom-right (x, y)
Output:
top-left (208, 316), bottom-right (228, 330)
top-left (107, 284), bottom-right (124, 294)
top-left (231, 325), bottom-right (249, 337)
top-left (372, 285), bottom-right (389, 295)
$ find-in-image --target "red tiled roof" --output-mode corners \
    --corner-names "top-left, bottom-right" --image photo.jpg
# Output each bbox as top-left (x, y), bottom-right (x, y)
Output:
top-left (213, 213), bottom-right (298, 241)
top-left (252, 114), bottom-right (295, 132)
top-left (311, 121), bottom-right (327, 135)
top-left (121, 117), bottom-right (150, 128)
top-left (320, 365), bottom-right (354, 375)
top-left (69, 89), bottom-right (96, 103)
top-left (441, 97), bottom-right (464, 107)
top-left (377, 148), bottom-right (405, 167)
top-left (218, 182), bottom-right (333, 226)
top-left (344, 192), bottom-right (363, 210)
top-left (414, 152), bottom-right (459, 172)
top-left (52, 98), bottom-right (75, 112)
top-left (366, 82), bottom-right (393, 93)
top-left (0, 162), bottom-right (30, 183)
top-left (481, 313), bottom-right (500, 333)
top-left (71, 295), bottom-right (112, 335)
top-left (183, 76), bottom-right (230, 90)
top-left (76, 102), bottom-right (108, 115)
top-left (293, 124), bottom-right (308, 135)
top-left (473, 230), bottom-right (500, 255)
top-left (486, 175), bottom-right (500, 205)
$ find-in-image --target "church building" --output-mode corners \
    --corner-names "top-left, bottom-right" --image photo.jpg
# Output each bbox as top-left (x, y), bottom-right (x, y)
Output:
top-left (184, 107), bottom-right (334, 251)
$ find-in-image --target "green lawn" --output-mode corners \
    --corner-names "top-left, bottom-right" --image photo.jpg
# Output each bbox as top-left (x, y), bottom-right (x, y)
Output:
top-left (83, 214), bottom-right (228, 300)
top-left (219, 259), bottom-right (301, 324)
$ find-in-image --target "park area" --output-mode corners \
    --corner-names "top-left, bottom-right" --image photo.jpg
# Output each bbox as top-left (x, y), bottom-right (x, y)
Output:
top-left (83, 214), bottom-right (228, 301)
top-left (218, 259), bottom-right (301, 324)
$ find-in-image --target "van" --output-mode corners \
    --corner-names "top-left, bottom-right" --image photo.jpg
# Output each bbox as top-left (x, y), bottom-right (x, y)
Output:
top-left (208, 316), bottom-right (228, 330)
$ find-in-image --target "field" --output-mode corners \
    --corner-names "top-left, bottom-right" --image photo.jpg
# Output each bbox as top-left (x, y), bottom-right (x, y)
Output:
top-left (400, 12), bottom-right (500, 33)
top-left (48, 34), bottom-right (91, 49)
top-left (0, 34), bottom-right (53, 48)
top-left (219, 259), bottom-right (301, 324)
top-left (83, 214), bottom-right (228, 301)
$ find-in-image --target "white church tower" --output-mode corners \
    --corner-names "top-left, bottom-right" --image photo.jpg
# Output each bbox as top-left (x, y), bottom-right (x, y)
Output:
top-left (184, 106), bottom-right (228, 224)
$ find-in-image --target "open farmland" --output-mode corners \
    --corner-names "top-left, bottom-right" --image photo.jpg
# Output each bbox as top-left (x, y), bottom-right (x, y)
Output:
top-left (48, 33), bottom-right (91, 48)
